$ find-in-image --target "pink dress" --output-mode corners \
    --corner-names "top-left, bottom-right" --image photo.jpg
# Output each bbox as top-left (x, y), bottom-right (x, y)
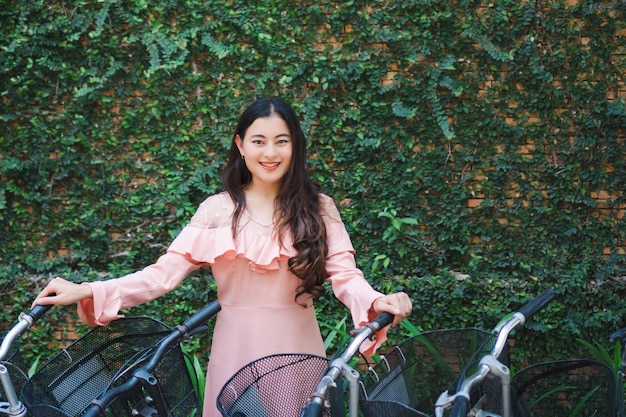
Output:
top-left (77, 192), bottom-right (387, 417)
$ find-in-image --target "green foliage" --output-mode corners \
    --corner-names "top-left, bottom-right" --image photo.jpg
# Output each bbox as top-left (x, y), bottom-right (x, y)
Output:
top-left (182, 342), bottom-right (207, 415)
top-left (1, 0), bottom-right (625, 369)
top-left (578, 337), bottom-right (622, 377)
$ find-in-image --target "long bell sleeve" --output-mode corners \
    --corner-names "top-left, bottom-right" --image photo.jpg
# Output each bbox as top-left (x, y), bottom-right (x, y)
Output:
top-left (78, 252), bottom-right (206, 326)
top-left (321, 195), bottom-right (388, 357)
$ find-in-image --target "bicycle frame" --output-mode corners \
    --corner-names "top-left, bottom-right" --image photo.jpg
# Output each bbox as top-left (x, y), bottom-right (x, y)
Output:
top-left (435, 289), bottom-right (555, 417)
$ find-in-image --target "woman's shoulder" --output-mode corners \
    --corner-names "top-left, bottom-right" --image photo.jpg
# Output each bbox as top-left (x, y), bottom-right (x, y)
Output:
top-left (188, 191), bottom-right (235, 229)
top-left (318, 193), bottom-right (343, 224)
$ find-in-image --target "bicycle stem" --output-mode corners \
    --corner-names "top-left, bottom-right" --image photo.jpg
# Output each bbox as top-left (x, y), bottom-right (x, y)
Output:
top-left (442, 290), bottom-right (555, 417)
top-left (302, 329), bottom-right (377, 417)
top-left (301, 312), bottom-right (394, 417)
top-left (439, 313), bottom-right (525, 417)
top-left (0, 365), bottom-right (27, 417)
top-left (0, 313), bottom-right (35, 417)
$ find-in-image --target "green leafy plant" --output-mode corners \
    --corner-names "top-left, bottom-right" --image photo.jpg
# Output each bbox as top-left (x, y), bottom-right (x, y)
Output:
top-left (182, 343), bottom-right (206, 417)
top-left (577, 337), bottom-right (622, 381)
top-left (1, 0), bottom-right (624, 368)
top-left (27, 354), bottom-right (41, 378)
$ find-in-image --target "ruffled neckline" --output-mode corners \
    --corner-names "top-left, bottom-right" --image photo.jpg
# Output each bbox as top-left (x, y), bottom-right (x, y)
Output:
top-left (168, 224), bottom-right (296, 272)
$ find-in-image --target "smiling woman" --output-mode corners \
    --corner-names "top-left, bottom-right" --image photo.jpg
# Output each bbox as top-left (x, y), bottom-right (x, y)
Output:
top-left (31, 97), bottom-right (413, 417)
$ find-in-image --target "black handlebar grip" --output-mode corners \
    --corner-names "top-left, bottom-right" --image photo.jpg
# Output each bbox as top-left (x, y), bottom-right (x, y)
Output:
top-left (299, 400), bottom-right (324, 417)
top-left (181, 301), bottom-right (221, 333)
top-left (518, 289), bottom-right (555, 320)
top-left (449, 395), bottom-right (471, 417)
top-left (27, 293), bottom-right (56, 321)
top-left (609, 327), bottom-right (626, 344)
top-left (372, 312), bottom-right (394, 329)
top-left (82, 405), bottom-right (104, 417)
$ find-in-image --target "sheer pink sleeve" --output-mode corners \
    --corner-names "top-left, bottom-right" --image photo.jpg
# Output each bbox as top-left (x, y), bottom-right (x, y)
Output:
top-left (78, 252), bottom-right (205, 326)
top-left (321, 195), bottom-right (387, 357)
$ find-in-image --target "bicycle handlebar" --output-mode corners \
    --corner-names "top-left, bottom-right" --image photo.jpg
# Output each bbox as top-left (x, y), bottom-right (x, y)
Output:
top-left (180, 301), bottom-right (222, 334)
top-left (517, 289), bottom-right (555, 321)
top-left (441, 289), bottom-right (555, 417)
top-left (27, 303), bottom-right (55, 322)
top-left (0, 295), bottom-right (56, 417)
top-left (82, 301), bottom-right (221, 417)
top-left (0, 296), bottom-right (56, 361)
top-left (300, 398), bottom-right (324, 417)
top-left (372, 312), bottom-right (394, 329)
top-left (609, 327), bottom-right (626, 344)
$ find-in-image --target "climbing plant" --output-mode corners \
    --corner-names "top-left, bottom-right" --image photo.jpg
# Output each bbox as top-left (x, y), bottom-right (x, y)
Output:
top-left (1, 0), bottom-right (625, 364)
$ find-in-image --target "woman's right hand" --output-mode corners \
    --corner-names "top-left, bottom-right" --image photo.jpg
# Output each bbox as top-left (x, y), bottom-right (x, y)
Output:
top-left (32, 277), bottom-right (93, 308)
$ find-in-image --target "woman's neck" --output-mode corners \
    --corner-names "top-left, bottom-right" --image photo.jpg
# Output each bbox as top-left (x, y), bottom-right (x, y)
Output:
top-left (243, 185), bottom-right (279, 224)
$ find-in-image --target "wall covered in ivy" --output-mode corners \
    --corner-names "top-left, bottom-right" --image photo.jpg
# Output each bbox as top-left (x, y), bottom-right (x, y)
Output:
top-left (1, 0), bottom-right (625, 363)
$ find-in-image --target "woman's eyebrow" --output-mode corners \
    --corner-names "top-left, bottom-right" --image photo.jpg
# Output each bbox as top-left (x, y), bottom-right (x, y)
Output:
top-left (249, 132), bottom-right (291, 139)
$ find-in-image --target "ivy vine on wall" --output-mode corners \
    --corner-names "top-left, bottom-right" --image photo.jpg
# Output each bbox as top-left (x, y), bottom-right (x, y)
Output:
top-left (1, 0), bottom-right (625, 363)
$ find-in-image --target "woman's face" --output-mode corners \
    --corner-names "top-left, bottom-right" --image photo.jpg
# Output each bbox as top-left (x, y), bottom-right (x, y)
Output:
top-left (235, 113), bottom-right (293, 190)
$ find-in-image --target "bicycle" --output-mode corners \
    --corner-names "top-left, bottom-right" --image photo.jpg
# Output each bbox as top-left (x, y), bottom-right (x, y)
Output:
top-left (217, 289), bottom-right (559, 417)
top-left (414, 289), bottom-right (555, 417)
top-left (1, 300), bottom-right (220, 417)
top-left (303, 291), bottom-right (554, 417)
top-left (216, 312), bottom-right (394, 417)
top-left (358, 327), bottom-right (508, 417)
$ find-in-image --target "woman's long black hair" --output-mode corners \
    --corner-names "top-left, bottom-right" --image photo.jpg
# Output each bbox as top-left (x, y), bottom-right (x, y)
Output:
top-left (221, 97), bottom-right (328, 301)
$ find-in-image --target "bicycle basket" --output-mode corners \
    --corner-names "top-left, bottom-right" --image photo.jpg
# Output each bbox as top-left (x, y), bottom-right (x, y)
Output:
top-left (22, 316), bottom-right (198, 417)
top-left (359, 328), bottom-right (509, 417)
top-left (512, 358), bottom-right (619, 417)
top-left (217, 353), bottom-right (344, 417)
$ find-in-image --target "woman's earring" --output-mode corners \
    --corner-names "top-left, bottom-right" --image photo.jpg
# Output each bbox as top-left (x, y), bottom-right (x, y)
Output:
top-left (240, 154), bottom-right (245, 160)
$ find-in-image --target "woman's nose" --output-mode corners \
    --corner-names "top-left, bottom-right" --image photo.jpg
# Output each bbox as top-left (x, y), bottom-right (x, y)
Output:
top-left (263, 143), bottom-right (278, 157)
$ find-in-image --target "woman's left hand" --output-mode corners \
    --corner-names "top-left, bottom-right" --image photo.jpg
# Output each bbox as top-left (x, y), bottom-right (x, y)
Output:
top-left (372, 292), bottom-right (412, 327)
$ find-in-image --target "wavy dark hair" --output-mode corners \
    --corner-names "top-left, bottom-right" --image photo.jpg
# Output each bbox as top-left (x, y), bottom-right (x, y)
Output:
top-left (221, 97), bottom-right (328, 301)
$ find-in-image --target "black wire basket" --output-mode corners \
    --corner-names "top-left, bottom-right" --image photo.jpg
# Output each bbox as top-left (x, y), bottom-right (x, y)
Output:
top-left (358, 328), bottom-right (509, 417)
top-left (22, 316), bottom-right (199, 417)
top-left (217, 353), bottom-right (344, 417)
top-left (512, 358), bottom-right (620, 417)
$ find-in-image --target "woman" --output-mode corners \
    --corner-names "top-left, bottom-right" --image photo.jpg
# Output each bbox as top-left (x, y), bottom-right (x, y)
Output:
top-left (33, 97), bottom-right (412, 416)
